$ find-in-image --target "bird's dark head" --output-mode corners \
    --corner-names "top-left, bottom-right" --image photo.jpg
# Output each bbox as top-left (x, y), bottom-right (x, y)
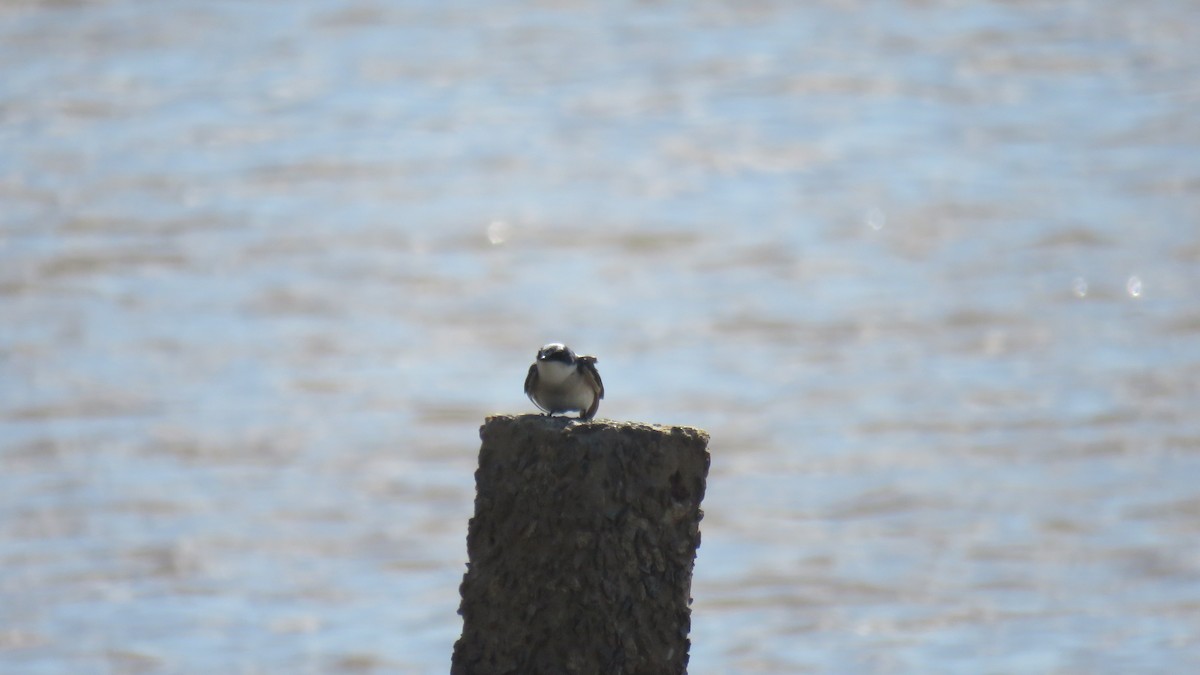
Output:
top-left (537, 342), bottom-right (576, 365)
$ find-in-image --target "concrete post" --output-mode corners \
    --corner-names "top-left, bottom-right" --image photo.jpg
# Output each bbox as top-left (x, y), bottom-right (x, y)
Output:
top-left (452, 414), bottom-right (711, 675)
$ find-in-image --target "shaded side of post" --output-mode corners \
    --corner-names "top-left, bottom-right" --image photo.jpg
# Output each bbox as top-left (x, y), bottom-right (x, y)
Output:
top-left (452, 414), bottom-right (710, 675)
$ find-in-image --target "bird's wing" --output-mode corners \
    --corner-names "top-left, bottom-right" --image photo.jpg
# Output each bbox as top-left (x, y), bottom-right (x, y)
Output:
top-left (577, 356), bottom-right (604, 399)
top-left (523, 363), bottom-right (538, 399)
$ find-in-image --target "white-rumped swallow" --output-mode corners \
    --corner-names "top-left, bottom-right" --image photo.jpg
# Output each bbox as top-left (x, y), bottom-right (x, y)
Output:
top-left (524, 343), bottom-right (604, 420)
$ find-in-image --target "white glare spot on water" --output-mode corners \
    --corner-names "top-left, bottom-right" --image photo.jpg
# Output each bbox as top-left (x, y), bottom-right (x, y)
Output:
top-left (1072, 276), bottom-right (1088, 298)
top-left (865, 207), bottom-right (886, 231)
top-left (487, 220), bottom-right (511, 245)
top-left (1127, 275), bottom-right (1143, 298)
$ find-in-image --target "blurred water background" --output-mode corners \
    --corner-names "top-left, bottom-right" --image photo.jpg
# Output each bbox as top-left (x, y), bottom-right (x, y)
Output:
top-left (3, 1), bottom-right (1200, 673)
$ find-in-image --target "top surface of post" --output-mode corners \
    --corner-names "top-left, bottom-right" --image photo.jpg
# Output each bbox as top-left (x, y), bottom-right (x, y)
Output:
top-left (481, 413), bottom-right (711, 444)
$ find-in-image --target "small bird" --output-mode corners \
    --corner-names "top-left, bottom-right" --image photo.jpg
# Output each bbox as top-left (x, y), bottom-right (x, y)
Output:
top-left (524, 343), bottom-right (604, 420)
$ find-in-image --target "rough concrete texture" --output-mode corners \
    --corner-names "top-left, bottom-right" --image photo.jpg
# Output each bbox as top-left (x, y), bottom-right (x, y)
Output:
top-left (452, 414), bottom-right (711, 675)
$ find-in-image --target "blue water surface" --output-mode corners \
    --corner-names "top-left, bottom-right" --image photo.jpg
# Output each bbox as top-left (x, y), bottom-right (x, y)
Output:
top-left (3, 1), bottom-right (1199, 673)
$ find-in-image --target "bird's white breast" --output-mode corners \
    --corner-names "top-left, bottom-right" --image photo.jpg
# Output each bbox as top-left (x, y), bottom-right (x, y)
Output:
top-left (536, 359), bottom-right (575, 385)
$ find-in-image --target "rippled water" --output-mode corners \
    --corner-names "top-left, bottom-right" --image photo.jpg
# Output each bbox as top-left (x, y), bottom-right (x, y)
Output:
top-left (3, 1), bottom-right (1200, 673)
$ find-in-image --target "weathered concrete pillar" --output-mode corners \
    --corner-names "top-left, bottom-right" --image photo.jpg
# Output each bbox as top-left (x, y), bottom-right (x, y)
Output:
top-left (452, 414), bottom-right (711, 675)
